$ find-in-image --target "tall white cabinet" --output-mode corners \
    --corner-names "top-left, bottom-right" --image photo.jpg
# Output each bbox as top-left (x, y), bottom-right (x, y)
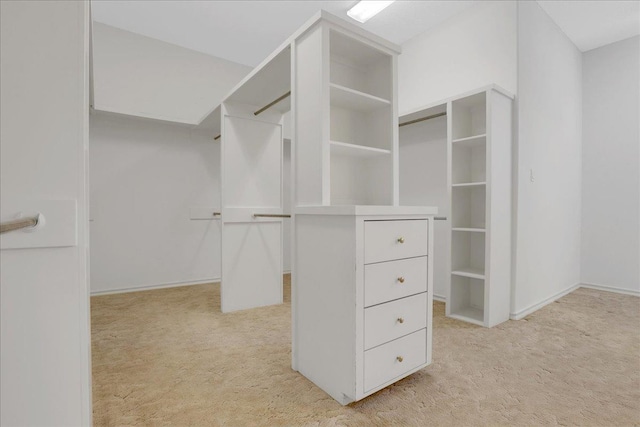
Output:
top-left (448, 88), bottom-right (513, 327)
top-left (291, 14), bottom-right (437, 404)
top-left (399, 87), bottom-right (513, 328)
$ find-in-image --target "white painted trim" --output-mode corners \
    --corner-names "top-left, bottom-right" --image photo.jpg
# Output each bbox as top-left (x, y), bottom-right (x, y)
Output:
top-left (90, 278), bottom-right (220, 296)
top-left (509, 283), bottom-right (580, 320)
top-left (510, 282), bottom-right (639, 320)
top-left (433, 293), bottom-right (446, 302)
top-left (90, 273), bottom-right (294, 296)
top-left (399, 84), bottom-right (515, 119)
top-left (580, 282), bottom-right (640, 297)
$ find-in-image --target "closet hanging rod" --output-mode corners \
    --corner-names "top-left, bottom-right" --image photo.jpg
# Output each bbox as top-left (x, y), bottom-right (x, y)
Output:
top-left (399, 112), bottom-right (447, 127)
top-left (0, 215), bottom-right (39, 234)
top-left (254, 91), bottom-right (291, 116)
top-left (253, 213), bottom-right (291, 218)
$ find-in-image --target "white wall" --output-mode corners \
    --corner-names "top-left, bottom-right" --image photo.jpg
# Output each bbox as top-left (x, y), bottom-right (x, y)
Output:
top-left (90, 114), bottom-right (222, 293)
top-left (398, 1), bottom-right (517, 113)
top-left (1, 1), bottom-right (91, 424)
top-left (399, 116), bottom-right (449, 300)
top-left (581, 36), bottom-right (640, 294)
top-left (92, 22), bottom-right (250, 124)
top-left (513, 1), bottom-right (583, 317)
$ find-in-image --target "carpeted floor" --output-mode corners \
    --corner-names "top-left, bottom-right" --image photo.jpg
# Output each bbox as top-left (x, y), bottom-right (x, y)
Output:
top-left (91, 276), bottom-right (640, 426)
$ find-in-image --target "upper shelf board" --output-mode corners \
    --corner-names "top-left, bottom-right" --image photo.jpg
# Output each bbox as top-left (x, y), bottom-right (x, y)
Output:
top-left (330, 84), bottom-right (390, 112)
top-left (330, 140), bottom-right (391, 158)
top-left (452, 134), bottom-right (486, 147)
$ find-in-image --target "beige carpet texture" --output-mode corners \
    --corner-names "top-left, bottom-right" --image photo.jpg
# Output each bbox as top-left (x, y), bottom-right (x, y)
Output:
top-left (91, 276), bottom-right (640, 426)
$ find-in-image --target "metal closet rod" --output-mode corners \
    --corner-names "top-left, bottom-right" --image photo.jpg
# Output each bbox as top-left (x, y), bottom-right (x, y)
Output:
top-left (254, 91), bottom-right (291, 116)
top-left (0, 215), bottom-right (39, 234)
top-left (399, 112), bottom-right (447, 127)
top-left (212, 91), bottom-right (292, 140)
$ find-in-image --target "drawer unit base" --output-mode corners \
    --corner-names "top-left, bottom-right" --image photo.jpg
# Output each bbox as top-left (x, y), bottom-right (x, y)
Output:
top-left (293, 209), bottom-right (435, 405)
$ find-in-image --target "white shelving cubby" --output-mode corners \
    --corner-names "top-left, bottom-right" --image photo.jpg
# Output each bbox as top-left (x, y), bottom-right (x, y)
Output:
top-left (447, 87), bottom-right (513, 327)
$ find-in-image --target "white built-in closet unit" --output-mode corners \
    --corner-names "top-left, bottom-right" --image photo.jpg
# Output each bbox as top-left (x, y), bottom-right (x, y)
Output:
top-left (214, 47), bottom-right (290, 313)
top-left (399, 86), bottom-right (514, 328)
top-left (290, 14), bottom-right (437, 405)
top-left (147, 11), bottom-right (437, 402)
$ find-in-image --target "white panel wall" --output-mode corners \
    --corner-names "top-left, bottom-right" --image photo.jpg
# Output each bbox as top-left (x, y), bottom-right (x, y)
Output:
top-left (92, 22), bottom-right (250, 124)
top-left (581, 36), bottom-right (640, 294)
top-left (398, 1), bottom-right (517, 113)
top-left (514, 1), bottom-right (583, 317)
top-left (284, 138), bottom-right (292, 272)
top-left (90, 114), bottom-right (221, 293)
top-left (1, 1), bottom-right (91, 424)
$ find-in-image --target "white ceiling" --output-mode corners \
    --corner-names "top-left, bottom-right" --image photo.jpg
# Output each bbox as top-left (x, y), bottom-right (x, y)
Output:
top-left (90, 1), bottom-right (479, 67)
top-left (538, 1), bottom-right (640, 52)
top-left (91, 0), bottom-right (640, 66)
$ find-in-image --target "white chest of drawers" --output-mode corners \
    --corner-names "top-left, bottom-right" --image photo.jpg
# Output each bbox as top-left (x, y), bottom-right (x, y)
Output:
top-left (292, 206), bottom-right (436, 405)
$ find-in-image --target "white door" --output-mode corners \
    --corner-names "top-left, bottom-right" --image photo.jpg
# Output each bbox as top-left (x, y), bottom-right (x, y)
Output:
top-left (220, 106), bottom-right (284, 312)
top-left (0, 1), bottom-right (92, 425)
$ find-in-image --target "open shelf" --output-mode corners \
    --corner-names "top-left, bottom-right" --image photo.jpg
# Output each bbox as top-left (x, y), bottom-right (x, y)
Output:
top-left (451, 185), bottom-right (485, 229)
top-left (451, 92), bottom-right (486, 140)
top-left (329, 29), bottom-right (392, 101)
top-left (452, 182), bottom-right (486, 188)
top-left (449, 275), bottom-right (485, 325)
top-left (452, 134), bottom-right (486, 147)
top-left (452, 142), bottom-right (486, 184)
top-left (330, 140), bottom-right (391, 158)
top-left (451, 268), bottom-right (485, 280)
top-left (330, 83), bottom-right (390, 112)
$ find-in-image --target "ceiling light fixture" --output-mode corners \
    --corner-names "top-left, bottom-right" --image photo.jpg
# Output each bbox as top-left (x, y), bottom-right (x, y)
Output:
top-left (347, 1), bottom-right (395, 23)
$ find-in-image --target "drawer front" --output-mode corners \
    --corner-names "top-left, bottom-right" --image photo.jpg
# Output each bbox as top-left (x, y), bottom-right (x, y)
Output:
top-left (364, 329), bottom-right (427, 392)
top-left (364, 293), bottom-right (427, 350)
top-left (364, 256), bottom-right (428, 307)
top-left (364, 220), bottom-right (428, 264)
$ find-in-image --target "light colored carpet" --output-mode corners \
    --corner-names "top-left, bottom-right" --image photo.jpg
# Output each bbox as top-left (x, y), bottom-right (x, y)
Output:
top-left (92, 277), bottom-right (640, 426)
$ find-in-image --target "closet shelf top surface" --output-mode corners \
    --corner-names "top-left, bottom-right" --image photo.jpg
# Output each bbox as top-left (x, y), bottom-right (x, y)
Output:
top-left (452, 227), bottom-right (486, 233)
top-left (295, 205), bottom-right (438, 216)
top-left (452, 268), bottom-right (485, 280)
top-left (330, 141), bottom-right (391, 157)
top-left (448, 309), bottom-right (485, 326)
top-left (452, 182), bottom-right (486, 188)
top-left (330, 84), bottom-right (390, 111)
top-left (452, 134), bottom-right (486, 145)
top-left (398, 84), bottom-right (515, 120)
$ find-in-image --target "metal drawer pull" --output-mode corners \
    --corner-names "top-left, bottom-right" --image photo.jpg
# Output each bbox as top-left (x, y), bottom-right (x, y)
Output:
top-left (397, 237), bottom-right (405, 244)
top-left (397, 317), bottom-right (404, 324)
top-left (396, 356), bottom-right (404, 362)
top-left (397, 277), bottom-right (405, 283)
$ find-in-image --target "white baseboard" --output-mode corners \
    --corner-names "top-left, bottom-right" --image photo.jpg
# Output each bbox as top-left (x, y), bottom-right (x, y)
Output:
top-left (91, 277), bottom-right (220, 296)
top-left (580, 282), bottom-right (640, 297)
top-left (433, 293), bottom-right (447, 302)
top-left (509, 283), bottom-right (580, 320)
